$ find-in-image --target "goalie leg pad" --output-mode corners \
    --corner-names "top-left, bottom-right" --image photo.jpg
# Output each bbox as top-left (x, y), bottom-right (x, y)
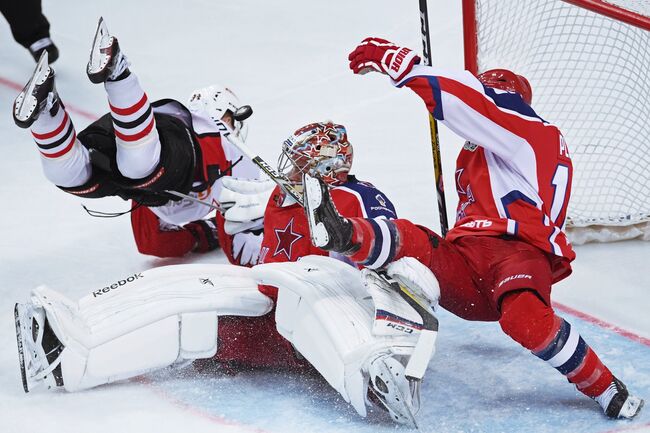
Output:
top-left (27, 263), bottom-right (272, 392)
top-left (253, 255), bottom-right (421, 419)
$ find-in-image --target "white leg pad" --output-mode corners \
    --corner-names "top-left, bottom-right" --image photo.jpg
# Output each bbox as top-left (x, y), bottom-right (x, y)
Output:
top-left (33, 263), bottom-right (271, 391)
top-left (253, 256), bottom-right (419, 417)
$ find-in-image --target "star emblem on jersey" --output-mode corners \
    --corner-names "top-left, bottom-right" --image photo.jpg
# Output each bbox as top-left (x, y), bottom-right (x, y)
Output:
top-left (273, 218), bottom-right (303, 260)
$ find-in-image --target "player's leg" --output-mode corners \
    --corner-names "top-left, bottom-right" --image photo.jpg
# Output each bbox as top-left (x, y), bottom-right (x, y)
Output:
top-left (487, 238), bottom-right (644, 419)
top-left (13, 52), bottom-right (92, 188)
top-left (304, 173), bottom-right (495, 320)
top-left (0, 0), bottom-right (59, 62)
top-left (14, 264), bottom-right (272, 393)
top-left (87, 18), bottom-right (161, 180)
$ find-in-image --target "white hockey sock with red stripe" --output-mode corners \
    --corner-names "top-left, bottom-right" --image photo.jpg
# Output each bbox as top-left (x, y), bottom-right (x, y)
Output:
top-left (31, 101), bottom-right (91, 187)
top-left (105, 74), bottom-right (160, 179)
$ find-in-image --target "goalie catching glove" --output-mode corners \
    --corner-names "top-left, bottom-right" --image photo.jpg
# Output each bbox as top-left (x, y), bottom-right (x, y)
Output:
top-left (348, 37), bottom-right (421, 82)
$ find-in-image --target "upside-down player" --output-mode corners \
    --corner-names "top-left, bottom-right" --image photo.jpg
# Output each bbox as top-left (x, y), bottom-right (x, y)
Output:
top-left (12, 17), bottom-right (261, 265)
top-left (302, 37), bottom-right (644, 419)
top-left (15, 120), bottom-right (440, 426)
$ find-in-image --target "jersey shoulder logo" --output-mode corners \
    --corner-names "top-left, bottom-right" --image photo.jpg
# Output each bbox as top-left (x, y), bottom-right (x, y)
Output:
top-left (273, 218), bottom-right (304, 260)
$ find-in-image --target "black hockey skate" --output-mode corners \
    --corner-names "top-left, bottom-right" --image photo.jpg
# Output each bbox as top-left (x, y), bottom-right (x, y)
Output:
top-left (15, 302), bottom-right (65, 392)
top-left (87, 17), bottom-right (130, 83)
top-left (595, 376), bottom-right (644, 419)
top-left (13, 51), bottom-right (59, 129)
top-left (303, 173), bottom-right (357, 253)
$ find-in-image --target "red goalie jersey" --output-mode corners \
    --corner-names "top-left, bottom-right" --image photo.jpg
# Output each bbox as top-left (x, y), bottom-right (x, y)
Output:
top-left (258, 176), bottom-right (397, 299)
top-left (212, 175), bottom-right (397, 368)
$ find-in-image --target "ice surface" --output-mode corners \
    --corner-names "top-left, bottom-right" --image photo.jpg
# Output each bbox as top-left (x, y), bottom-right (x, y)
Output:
top-left (0, 1), bottom-right (648, 432)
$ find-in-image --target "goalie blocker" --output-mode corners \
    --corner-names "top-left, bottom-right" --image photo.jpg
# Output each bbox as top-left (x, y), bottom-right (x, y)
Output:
top-left (15, 256), bottom-right (440, 426)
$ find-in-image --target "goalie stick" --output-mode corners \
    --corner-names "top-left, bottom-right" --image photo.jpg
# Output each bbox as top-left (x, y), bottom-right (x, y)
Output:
top-left (214, 114), bottom-right (304, 206)
top-left (419, 0), bottom-right (450, 237)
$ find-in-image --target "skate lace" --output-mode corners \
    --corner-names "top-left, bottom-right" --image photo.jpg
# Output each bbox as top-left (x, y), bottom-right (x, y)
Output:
top-left (21, 312), bottom-right (63, 387)
top-left (108, 51), bottom-right (130, 81)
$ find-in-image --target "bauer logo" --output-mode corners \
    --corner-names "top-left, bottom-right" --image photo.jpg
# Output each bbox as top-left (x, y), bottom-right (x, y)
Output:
top-left (391, 47), bottom-right (411, 72)
top-left (498, 274), bottom-right (532, 288)
top-left (92, 273), bottom-right (144, 297)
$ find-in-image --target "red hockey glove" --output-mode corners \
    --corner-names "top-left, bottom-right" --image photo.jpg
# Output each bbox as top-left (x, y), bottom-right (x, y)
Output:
top-left (348, 37), bottom-right (421, 81)
top-left (185, 218), bottom-right (220, 253)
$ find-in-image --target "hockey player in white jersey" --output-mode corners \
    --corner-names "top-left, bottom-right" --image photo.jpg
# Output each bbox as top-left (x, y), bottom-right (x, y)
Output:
top-left (12, 17), bottom-right (261, 264)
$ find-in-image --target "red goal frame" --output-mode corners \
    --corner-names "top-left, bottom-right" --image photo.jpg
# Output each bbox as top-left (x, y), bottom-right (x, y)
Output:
top-left (462, 0), bottom-right (650, 74)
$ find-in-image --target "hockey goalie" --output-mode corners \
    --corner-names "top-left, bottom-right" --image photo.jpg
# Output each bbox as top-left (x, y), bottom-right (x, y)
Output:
top-left (13, 120), bottom-right (440, 427)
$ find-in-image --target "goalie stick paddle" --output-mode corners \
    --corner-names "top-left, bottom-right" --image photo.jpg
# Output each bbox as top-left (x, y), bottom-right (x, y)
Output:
top-left (419, 0), bottom-right (450, 237)
top-left (376, 270), bottom-right (439, 381)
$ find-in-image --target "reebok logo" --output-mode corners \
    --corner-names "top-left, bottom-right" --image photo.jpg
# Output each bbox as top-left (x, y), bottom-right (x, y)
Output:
top-left (498, 274), bottom-right (532, 288)
top-left (93, 273), bottom-right (144, 297)
top-left (391, 48), bottom-right (411, 72)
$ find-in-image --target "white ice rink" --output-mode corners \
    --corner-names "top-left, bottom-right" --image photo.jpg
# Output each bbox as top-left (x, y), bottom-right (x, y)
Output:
top-left (0, 1), bottom-right (648, 432)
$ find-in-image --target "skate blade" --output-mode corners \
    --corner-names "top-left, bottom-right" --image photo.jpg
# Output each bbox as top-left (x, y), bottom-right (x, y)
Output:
top-left (87, 17), bottom-right (113, 80)
top-left (14, 51), bottom-right (50, 125)
top-left (14, 303), bottom-right (30, 393)
top-left (370, 357), bottom-right (419, 428)
top-left (621, 396), bottom-right (644, 419)
top-left (303, 174), bottom-right (330, 248)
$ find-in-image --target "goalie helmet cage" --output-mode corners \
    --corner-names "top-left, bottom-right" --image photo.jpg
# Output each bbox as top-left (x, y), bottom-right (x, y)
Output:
top-left (462, 0), bottom-right (650, 244)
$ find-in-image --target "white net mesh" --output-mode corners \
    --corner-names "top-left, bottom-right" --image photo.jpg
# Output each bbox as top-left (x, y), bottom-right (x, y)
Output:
top-left (472, 0), bottom-right (650, 240)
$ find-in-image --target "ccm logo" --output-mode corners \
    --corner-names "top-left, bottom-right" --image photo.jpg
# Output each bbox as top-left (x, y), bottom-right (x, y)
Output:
top-left (93, 273), bottom-right (144, 297)
top-left (386, 323), bottom-right (415, 334)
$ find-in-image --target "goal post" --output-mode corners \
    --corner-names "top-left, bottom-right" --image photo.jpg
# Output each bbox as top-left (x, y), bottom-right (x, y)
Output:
top-left (462, 0), bottom-right (650, 244)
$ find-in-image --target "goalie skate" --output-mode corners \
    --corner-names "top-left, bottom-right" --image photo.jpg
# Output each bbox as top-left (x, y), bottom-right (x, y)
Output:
top-left (13, 51), bottom-right (58, 129)
top-left (303, 173), bottom-right (355, 252)
top-left (14, 302), bottom-right (64, 392)
top-left (87, 17), bottom-right (129, 83)
top-left (367, 353), bottom-right (420, 427)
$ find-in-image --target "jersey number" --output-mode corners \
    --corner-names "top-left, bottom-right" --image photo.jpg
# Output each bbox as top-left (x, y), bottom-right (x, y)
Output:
top-left (550, 165), bottom-right (570, 227)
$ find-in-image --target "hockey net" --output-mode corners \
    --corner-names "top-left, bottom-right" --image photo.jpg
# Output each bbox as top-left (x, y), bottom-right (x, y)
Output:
top-left (463, 0), bottom-right (650, 244)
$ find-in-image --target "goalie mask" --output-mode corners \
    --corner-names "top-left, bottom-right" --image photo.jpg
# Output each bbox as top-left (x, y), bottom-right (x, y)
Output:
top-left (477, 69), bottom-right (533, 105)
top-left (187, 84), bottom-right (252, 141)
top-left (278, 121), bottom-right (353, 186)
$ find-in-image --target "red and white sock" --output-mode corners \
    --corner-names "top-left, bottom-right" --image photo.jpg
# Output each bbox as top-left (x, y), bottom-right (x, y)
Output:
top-left (105, 74), bottom-right (160, 179)
top-left (31, 101), bottom-right (91, 187)
top-left (500, 292), bottom-right (613, 399)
